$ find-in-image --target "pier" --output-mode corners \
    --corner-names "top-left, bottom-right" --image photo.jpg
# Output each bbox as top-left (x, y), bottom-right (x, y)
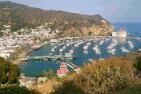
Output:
top-left (19, 54), bottom-right (75, 61)
top-left (66, 62), bottom-right (78, 69)
top-left (19, 55), bottom-right (79, 71)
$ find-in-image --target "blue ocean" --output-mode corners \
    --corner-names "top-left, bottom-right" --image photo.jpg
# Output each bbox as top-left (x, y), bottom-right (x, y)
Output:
top-left (20, 23), bottom-right (141, 77)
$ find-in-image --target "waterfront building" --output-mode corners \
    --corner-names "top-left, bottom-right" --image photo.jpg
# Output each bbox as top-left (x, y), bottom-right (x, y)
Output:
top-left (112, 29), bottom-right (127, 37)
top-left (57, 63), bottom-right (69, 77)
top-left (19, 74), bottom-right (37, 88)
top-left (50, 39), bottom-right (58, 43)
top-left (0, 52), bottom-right (10, 59)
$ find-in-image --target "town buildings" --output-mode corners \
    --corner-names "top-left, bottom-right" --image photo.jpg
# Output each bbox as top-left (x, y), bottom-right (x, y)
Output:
top-left (0, 23), bottom-right (61, 59)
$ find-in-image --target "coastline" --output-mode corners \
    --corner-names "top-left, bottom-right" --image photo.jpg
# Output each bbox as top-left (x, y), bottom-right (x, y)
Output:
top-left (11, 41), bottom-right (48, 65)
top-left (13, 35), bottom-right (141, 66)
top-left (12, 36), bottom-right (108, 64)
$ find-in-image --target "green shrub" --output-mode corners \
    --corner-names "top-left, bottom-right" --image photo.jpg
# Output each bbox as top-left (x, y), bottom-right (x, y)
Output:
top-left (135, 57), bottom-right (141, 72)
top-left (75, 58), bottom-right (135, 94)
top-left (0, 57), bottom-right (20, 84)
top-left (43, 69), bottom-right (56, 80)
top-left (51, 80), bottom-right (85, 94)
top-left (0, 85), bottom-right (40, 94)
top-left (52, 58), bottom-right (135, 94)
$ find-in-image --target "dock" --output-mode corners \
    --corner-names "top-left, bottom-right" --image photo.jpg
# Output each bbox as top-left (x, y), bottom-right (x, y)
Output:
top-left (19, 54), bottom-right (75, 61)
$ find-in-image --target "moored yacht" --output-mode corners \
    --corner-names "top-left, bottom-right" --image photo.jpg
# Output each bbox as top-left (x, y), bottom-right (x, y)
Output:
top-left (127, 41), bottom-right (134, 49)
top-left (83, 45), bottom-right (88, 50)
top-left (69, 49), bottom-right (74, 54)
top-left (121, 47), bottom-right (130, 53)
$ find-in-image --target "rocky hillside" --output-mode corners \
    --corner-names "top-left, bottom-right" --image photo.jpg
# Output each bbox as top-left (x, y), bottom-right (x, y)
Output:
top-left (0, 1), bottom-right (114, 36)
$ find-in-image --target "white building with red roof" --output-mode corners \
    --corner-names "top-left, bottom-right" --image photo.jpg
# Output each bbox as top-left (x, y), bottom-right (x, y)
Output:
top-left (57, 63), bottom-right (69, 77)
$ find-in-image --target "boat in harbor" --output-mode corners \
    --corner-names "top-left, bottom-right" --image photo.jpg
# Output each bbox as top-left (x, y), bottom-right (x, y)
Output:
top-left (95, 49), bottom-right (101, 54)
top-left (69, 49), bottom-right (74, 54)
top-left (93, 45), bottom-right (101, 54)
top-left (83, 50), bottom-right (88, 54)
top-left (83, 45), bottom-right (88, 50)
top-left (108, 49), bottom-right (116, 54)
top-left (107, 39), bottom-right (118, 49)
top-left (121, 47), bottom-right (130, 53)
top-left (66, 43), bottom-right (70, 47)
top-left (51, 48), bottom-right (55, 52)
top-left (138, 49), bottom-right (141, 51)
top-left (59, 48), bottom-right (63, 52)
top-left (74, 43), bottom-right (79, 47)
top-left (127, 41), bottom-right (134, 49)
top-left (62, 46), bottom-right (66, 50)
top-left (86, 42), bottom-right (91, 46)
top-left (99, 40), bottom-right (104, 45)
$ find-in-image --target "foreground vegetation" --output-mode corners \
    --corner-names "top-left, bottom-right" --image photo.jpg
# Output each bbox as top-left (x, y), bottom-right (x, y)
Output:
top-left (1, 52), bottom-right (141, 94)
top-left (51, 53), bottom-right (141, 94)
top-left (113, 79), bottom-right (141, 94)
top-left (0, 85), bottom-right (40, 94)
top-left (0, 57), bottom-right (19, 85)
top-left (0, 57), bottom-right (40, 94)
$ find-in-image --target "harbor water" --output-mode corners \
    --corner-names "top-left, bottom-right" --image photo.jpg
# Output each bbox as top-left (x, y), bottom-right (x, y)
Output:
top-left (19, 23), bottom-right (141, 77)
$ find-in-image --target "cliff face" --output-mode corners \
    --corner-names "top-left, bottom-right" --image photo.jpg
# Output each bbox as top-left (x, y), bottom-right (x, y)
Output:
top-left (59, 21), bottom-right (114, 37)
top-left (0, 1), bottom-right (114, 36)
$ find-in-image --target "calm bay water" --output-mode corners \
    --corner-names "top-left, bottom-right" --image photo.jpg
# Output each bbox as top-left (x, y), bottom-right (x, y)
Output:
top-left (19, 23), bottom-right (141, 77)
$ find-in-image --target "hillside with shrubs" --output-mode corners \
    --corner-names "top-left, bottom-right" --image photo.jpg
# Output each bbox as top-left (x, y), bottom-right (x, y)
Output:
top-left (1, 52), bottom-right (141, 94)
top-left (50, 52), bottom-right (141, 94)
top-left (0, 1), bottom-right (114, 36)
top-left (0, 57), bottom-right (40, 94)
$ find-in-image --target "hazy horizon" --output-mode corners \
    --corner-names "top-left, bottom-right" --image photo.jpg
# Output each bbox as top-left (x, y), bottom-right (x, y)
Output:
top-left (0, 0), bottom-right (141, 23)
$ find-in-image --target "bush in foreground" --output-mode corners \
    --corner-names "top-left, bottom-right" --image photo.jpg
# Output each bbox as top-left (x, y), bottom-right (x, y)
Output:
top-left (0, 57), bottom-right (20, 85)
top-left (0, 85), bottom-right (40, 94)
top-left (52, 58), bottom-right (135, 94)
top-left (135, 57), bottom-right (141, 73)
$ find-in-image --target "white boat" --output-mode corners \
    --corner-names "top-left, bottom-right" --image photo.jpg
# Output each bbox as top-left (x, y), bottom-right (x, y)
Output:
top-left (51, 48), bottom-right (55, 52)
top-left (121, 47), bottom-right (130, 53)
top-left (86, 42), bottom-right (91, 46)
top-left (69, 49), bottom-right (74, 54)
top-left (83, 45), bottom-right (88, 50)
top-left (127, 41), bottom-right (134, 49)
top-left (95, 49), bottom-right (101, 54)
top-left (138, 49), bottom-right (141, 51)
top-left (62, 46), bottom-right (66, 50)
top-left (99, 40), bottom-right (104, 45)
top-left (107, 40), bottom-right (118, 49)
top-left (66, 43), bottom-right (70, 47)
top-left (108, 49), bottom-right (116, 54)
top-left (74, 44), bottom-right (79, 47)
top-left (83, 50), bottom-right (88, 54)
top-left (59, 48), bottom-right (63, 52)
top-left (88, 59), bottom-right (93, 62)
top-left (93, 45), bottom-right (101, 54)
top-left (93, 45), bottom-right (98, 50)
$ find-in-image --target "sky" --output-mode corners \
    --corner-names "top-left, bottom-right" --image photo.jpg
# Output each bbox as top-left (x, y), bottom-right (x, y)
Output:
top-left (1, 0), bottom-right (141, 23)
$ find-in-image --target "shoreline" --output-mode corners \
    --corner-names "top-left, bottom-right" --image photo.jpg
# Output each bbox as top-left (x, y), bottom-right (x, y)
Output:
top-left (12, 41), bottom-right (48, 65)
top-left (12, 35), bottom-right (141, 65)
